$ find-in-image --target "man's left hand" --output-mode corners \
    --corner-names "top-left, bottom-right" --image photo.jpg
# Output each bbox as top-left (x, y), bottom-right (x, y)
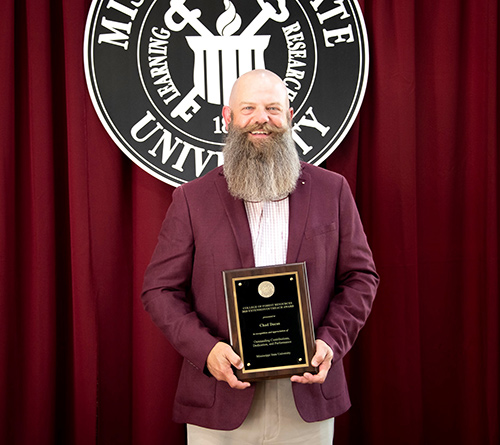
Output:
top-left (290, 339), bottom-right (333, 384)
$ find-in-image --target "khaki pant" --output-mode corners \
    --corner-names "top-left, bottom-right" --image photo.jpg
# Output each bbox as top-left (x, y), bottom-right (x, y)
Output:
top-left (187, 379), bottom-right (334, 444)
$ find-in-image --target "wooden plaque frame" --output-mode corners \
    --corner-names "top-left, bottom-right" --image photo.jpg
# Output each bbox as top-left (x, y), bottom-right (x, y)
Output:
top-left (223, 262), bottom-right (317, 381)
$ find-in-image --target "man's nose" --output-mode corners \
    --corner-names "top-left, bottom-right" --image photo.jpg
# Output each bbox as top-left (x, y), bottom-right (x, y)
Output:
top-left (253, 108), bottom-right (269, 124)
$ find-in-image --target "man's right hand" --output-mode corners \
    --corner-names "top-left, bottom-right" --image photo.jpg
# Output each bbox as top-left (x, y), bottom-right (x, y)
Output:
top-left (206, 342), bottom-right (251, 390)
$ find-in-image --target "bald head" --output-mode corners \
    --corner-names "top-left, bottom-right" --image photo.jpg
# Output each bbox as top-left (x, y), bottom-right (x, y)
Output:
top-left (227, 69), bottom-right (290, 109)
top-left (222, 69), bottom-right (293, 133)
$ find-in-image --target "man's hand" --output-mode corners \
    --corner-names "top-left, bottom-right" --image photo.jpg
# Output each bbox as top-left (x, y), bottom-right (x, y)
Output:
top-left (290, 339), bottom-right (333, 384)
top-left (206, 342), bottom-right (251, 390)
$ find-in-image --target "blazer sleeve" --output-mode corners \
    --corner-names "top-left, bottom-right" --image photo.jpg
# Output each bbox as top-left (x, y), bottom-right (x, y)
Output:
top-left (141, 186), bottom-right (221, 371)
top-left (315, 177), bottom-right (379, 363)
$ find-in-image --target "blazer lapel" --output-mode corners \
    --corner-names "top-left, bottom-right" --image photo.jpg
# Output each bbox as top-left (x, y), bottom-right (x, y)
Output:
top-left (213, 165), bottom-right (311, 267)
top-left (287, 166), bottom-right (311, 264)
top-left (214, 171), bottom-right (255, 268)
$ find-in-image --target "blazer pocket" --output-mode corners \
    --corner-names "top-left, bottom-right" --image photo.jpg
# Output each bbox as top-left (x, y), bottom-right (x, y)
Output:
top-left (320, 368), bottom-right (348, 401)
top-left (176, 360), bottom-right (216, 408)
top-left (305, 222), bottom-right (337, 240)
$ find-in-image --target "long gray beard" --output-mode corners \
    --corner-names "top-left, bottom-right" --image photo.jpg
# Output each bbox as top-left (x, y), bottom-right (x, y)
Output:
top-left (222, 123), bottom-right (301, 202)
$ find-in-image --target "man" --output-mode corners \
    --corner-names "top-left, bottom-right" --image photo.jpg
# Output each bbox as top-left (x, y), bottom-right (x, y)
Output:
top-left (142, 69), bottom-right (379, 443)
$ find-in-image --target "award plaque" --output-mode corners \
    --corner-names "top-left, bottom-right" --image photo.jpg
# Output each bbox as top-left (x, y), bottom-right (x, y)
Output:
top-left (223, 262), bottom-right (317, 381)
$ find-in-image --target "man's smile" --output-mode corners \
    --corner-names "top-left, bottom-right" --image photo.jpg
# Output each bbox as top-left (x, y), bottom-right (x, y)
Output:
top-left (249, 130), bottom-right (271, 137)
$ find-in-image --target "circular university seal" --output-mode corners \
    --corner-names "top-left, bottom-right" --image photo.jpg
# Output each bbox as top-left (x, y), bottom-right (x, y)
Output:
top-left (84, 0), bottom-right (369, 187)
top-left (258, 281), bottom-right (275, 298)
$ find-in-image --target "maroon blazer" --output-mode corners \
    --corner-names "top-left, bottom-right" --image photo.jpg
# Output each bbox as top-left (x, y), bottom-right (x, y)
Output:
top-left (141, 162), bottom-right (379, 430)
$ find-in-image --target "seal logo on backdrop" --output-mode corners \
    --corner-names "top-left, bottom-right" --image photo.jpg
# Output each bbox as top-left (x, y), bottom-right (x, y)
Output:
top-left (84, 0), bottom-right (369, 187)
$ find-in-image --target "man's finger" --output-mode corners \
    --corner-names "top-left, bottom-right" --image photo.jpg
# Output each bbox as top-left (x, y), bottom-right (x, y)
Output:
top-left (207, 342), bottom-right (250, 389)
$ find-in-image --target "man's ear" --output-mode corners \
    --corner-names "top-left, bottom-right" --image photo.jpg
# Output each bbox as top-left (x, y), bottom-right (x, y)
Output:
top-left (222, 106), bottom-right (232, 129)
top-left (289, 107), bottom-right (294, 120)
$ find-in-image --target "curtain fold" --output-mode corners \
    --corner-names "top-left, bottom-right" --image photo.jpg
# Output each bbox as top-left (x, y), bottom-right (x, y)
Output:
top-left (1, 0), bottom-right (498, 444)
top-left (0, 1), bottom-right (17, 442)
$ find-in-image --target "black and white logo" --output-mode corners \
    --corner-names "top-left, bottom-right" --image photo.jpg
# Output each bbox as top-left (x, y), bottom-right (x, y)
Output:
top-left (84, 0), bottom-right (369, 187)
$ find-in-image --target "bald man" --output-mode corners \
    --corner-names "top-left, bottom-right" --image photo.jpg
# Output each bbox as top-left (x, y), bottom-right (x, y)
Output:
top-left (142, 69), bottom-right (379, 444)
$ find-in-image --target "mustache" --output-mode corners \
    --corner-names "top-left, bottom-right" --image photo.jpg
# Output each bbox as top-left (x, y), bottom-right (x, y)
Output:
top-left (238, 122), bottom-right (287, 135)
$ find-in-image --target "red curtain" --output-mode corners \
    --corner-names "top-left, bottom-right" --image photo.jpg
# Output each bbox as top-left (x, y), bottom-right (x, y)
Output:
top-left (1, 1), bottom-right (498, 444)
